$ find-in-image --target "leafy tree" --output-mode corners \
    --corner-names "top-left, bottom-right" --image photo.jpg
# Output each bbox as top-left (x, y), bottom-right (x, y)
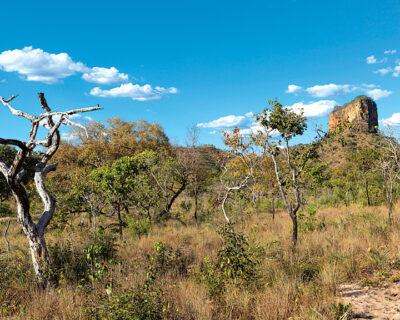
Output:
top-left (347, 147), bottom-right (379, 206)
top-left (133, 150), bottom-right (189, 224)
top-left (257, 99), bottom-right (318, 246)
top-left (90, 156), bottom-right (139, 239)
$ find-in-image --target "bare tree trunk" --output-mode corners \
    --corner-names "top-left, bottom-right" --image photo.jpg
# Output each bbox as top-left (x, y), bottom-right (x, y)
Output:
top-left (4, 219), bottom-right (10, 252)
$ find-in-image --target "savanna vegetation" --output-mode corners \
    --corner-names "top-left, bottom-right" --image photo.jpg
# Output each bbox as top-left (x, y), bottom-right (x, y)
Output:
top-left (0, 96), bottom-right (399, 319)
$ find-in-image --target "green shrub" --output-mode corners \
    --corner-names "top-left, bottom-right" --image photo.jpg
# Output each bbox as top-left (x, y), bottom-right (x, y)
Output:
top-left (127, 217), bottom-right (151, 238)
top-left (197, 224), bottom-right (263, 297)
top-left (298, 204), bottom-right (325, 232)
top-left (149, 241), bottom-right (193, 277)
top-left (86, 271), bottom-right (167, 320)
top-left (47, 231), bottom-right (117, 286)
top-left (0, 202), bottom-right (13, 217)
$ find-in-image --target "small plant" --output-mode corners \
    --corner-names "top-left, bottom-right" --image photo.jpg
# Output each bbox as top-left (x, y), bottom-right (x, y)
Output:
top-left (197, 223), bottom-right (262, 297)
top-left (333, 302), bottom-right (352, 320)
top-left (0, 202), bottom-right (13, 218)
top-left (86, 270), bottom-right (167, 320)
top-left (149, 241), bottom-right (193, 277)
top-left (127, 217), bottom-right (151, 238)
top-left (298, 204), bottom-right (325, 232)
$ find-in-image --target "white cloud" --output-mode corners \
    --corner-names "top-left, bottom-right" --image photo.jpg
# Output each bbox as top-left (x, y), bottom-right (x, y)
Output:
top-left (287, 100), bottom-right (337, 118)
top-left (286, 84), bottom-right (303, 94)
top-left (366, 55), bottom-right (377, 64)
top-left (69, 113), bottom-right (94, 122)
top-left (61, 131), bottom-right (80, 142)
top-left (380, 113), bottom-right (400, 127)
top-left (393, 65), bottom-right (400, 77)
top-left (366, 88), bottom-right (392, 100)
top-left (306, 83), bottom-right (354, 98)
top-left (82, 67), bottom-right (128, 84)
top-left (89, 83), bottom-right (178, 101)
top-left (197, 115), bottom-right (247, 128)
top-left (384, 49), bottom-right (397, 55)
top-left (375, 67), bottom-right (392, 76)
top-left (0, 47), bottom-right (87, 84)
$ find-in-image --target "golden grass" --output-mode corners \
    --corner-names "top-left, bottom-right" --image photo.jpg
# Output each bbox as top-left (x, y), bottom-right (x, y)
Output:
top-left (0, 202), bottom-right (399, 319)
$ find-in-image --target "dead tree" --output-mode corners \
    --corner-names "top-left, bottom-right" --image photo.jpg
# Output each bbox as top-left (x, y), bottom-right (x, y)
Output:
top-left (0, 93), bottom-right (101, 288)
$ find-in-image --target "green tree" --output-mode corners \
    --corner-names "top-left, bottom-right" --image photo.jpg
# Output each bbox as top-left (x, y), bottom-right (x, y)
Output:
top-left (90, 156), bottom-right (139, 239)
top-left (257, 99), bottom-right (317, 246)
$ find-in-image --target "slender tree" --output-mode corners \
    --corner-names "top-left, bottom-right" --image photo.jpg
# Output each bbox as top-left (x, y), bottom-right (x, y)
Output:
top-left (0, 93), bottom-right (101, 287)
top-left (257, 99), bottom-right (317, 247)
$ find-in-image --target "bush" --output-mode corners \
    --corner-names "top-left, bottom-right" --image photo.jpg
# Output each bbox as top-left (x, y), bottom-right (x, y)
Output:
top-left (149, 241), bottom-right (193, 277)
top-left (0, 202), bottom-right (13, 217)
top-left (197, 224), bottom-right (263, 297)
top-left (47, 230), bottom-right (117, 286)
top-left (127, 217), bottom-right (151, 238)
top-left (86, 271), bottom-right (167, 320)
top-left (298, 204), bottom-right (326, 232)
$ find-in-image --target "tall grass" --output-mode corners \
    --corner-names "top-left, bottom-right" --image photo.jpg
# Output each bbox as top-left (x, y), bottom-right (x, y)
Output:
top-left (0, 202), bottom-right (399, 319)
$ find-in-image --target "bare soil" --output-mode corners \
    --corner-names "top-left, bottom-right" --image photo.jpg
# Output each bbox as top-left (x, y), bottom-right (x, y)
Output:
top-left (339, 281), bottom-right (400, 319)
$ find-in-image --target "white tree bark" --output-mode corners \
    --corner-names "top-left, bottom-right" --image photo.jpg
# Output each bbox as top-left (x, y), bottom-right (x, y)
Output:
top-left (0, 93), bottom-right (101, 287)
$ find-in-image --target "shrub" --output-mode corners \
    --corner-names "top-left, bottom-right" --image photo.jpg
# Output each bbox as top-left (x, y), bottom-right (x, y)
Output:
top-left (47, 231), bottom-right (117, 286)
top-left (86, 271), bottom-right (167, 320)
top-left (197, 224), bottom-right (263, 297)
top-left (127, 217), bottom-right (151, 238)
top-left (149, 241), bottom-right (193, 277)
top-left (0, 202), bottom-right (13, 217)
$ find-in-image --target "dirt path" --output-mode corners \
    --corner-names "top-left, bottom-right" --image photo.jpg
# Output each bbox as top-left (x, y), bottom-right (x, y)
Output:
top-left (339, 281), bottom-right (400, 319)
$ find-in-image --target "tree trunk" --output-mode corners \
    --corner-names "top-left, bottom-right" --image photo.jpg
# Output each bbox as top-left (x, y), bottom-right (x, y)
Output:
top-left (388, 200), bottom-right (393, 226)
top-left (271, 193), bottom-right (275, 220)
top-left (116, 203), bottom-right (123, 240)
top-left (26, 229), bottom-right (50, 288)
top-left (194, 192), bottom-right (198, 223)
top-left (365, 178), bottom-right (371, 206)
top-left (291, 213), bottom-right (298, 247)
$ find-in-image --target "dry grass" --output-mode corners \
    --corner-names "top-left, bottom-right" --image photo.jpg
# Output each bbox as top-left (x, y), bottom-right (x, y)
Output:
top-left (0, 202), bottom-right (399, 319)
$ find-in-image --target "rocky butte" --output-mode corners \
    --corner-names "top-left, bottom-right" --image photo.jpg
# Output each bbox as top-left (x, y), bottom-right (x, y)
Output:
top-left (328, 96), bottom-right (378, 133)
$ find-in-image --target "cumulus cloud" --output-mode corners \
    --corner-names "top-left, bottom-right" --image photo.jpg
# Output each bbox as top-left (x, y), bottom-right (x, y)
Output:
top-left (380, 113), bottom-right (400, 127)
top-left (384, 49), bottom-right (397, 55)
top-left (365, 88), bottom-right (393, 100)
top-left (288, 83), bottom-right (392, 101)
top-left (82, 67), bottom-right (128, 84)
top-left (89, 83), bottom-right (178, 101)
top-left (366, 55), bottom-right (377, 64)
top-left (287, 100), bottom-right (337, 118)
top-left (197, 115), bottom-right (248, 129)
top-left (305, 84), bottom-right (354, 98)
top-left (0, 47), bottom-right (87, 84)
top-left (286, 84), bottom-right (303, 94)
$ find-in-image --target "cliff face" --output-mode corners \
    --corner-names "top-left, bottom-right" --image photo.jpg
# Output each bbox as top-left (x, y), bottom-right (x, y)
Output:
top-left (328, 96), bottom-right (378, 133)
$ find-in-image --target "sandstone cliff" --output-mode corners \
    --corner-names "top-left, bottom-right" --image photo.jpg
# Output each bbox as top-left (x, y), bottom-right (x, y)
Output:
top-left (328, 96), bottom-right (378, 133)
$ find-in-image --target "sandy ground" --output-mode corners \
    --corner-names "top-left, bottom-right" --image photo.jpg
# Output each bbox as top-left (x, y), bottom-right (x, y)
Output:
top-left (339, 281), bottom-right (400, 319)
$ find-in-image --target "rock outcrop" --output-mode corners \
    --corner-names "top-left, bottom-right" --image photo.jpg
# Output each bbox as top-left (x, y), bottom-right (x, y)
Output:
top-left (329, 96), bottom-right (378, 133)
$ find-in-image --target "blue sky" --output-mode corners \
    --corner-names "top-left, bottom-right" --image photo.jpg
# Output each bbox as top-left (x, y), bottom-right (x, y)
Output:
top-left (0, 0), bottom-right (399, 147)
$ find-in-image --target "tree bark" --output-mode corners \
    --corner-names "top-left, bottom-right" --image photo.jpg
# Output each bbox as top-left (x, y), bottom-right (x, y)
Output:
top-left (365, 178), bottom-right (371, 206)
top-left (116, 202), bottom-right (123, 240)
top-left (4, 219), bottom-right (10, 252)
top-left (291, 213), bottom-right (298, 247)
top-left (271, 193), bottom-right (275, 220)
top-left (194, 191), bottom-right (198, 223)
